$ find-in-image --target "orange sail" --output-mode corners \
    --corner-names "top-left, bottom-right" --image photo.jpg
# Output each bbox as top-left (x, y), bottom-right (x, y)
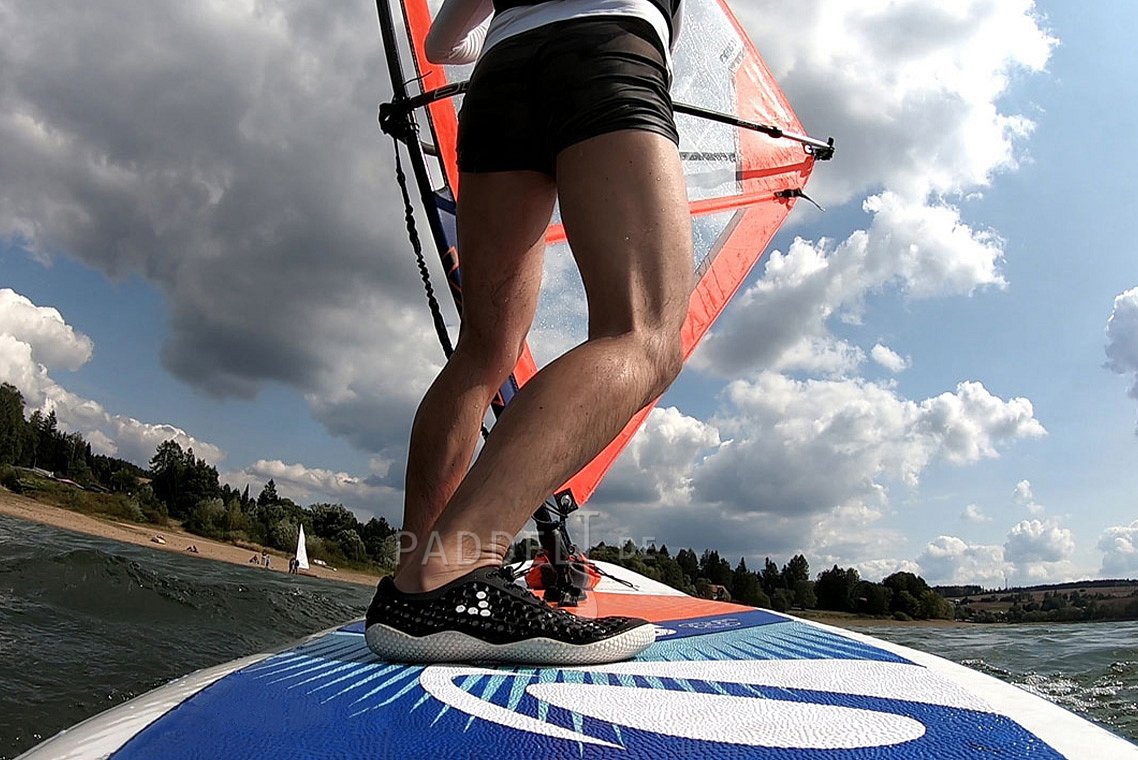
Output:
top-left (378, 0), bottom-right (828, 509)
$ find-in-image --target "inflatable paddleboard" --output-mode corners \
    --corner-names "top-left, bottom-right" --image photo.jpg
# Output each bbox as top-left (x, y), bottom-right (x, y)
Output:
top-left (20, 561), bottom-right (1138, 759)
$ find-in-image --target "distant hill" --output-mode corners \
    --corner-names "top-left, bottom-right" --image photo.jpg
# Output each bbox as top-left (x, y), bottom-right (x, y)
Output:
top-left (935, 578), bottom-right (1138, 598)
top-left (938, 579), bottom-right (1138, 624)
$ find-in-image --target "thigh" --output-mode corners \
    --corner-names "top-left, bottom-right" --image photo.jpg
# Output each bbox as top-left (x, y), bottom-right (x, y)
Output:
top-left (555, 129), bottom-right (692, 339)
top-left (455, 171), bottom-right (558, 356)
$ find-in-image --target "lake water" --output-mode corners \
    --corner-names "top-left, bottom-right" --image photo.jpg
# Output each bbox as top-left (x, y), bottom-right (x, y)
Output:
top-left (1, 513), bottom-right (1135, 757)
top-left (851, 620), bottom-right (1138, 742)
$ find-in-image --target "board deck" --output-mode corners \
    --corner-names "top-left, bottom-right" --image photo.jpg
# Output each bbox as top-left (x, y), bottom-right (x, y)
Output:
top-left (22, 562), bottom-right (1138, 759)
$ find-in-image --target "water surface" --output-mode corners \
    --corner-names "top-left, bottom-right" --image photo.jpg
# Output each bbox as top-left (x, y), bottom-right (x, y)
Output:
top-left (2, 514), bottom-right (1135, 757)
top-left (0, 515), bottom-right (372, 758)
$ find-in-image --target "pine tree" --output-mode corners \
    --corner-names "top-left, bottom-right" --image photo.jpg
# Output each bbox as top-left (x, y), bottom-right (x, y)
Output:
top-left (257, 479), bottom-right (280, 506)
top-left (0, 383), bottom-right (26, 466)
top-left (760, 557), bottom-right (782, 596)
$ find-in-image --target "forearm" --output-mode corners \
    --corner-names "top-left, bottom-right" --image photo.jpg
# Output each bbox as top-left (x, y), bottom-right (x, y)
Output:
top-left (424, 0), bottom-right (494, 64)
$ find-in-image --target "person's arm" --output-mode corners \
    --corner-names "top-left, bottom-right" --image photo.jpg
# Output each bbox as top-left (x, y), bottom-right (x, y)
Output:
top-left (424, 0), bottom-right (495, 64)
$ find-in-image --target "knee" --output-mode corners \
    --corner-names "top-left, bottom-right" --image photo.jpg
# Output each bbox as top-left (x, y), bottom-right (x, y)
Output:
top-left (656, 332), bottom-right (685, 395)
top-left (452, 329), bottom-right (524, 389)
top-left (637, 325), bottom-right (684, 401)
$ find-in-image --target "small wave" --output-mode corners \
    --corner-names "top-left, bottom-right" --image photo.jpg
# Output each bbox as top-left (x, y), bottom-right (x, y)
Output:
top-left (0, 517), bottom-right (373, 760)
top-left (1007, 669), bottom-right (1138, 735)
top-left (853, 620), bottom-right (1138, 741)
top-left (1111, 661), bottom-right (1138, 676)
top-left (959, 658), bottom-right (1012, 677)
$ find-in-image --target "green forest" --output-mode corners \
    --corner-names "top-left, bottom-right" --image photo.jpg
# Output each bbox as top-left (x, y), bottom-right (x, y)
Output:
top-left (521, 539), bottom-right (957, 621)
top-left (0, 382), bottom-right (399, 570)
top-left (5, 381), bottom-right (1136, 623)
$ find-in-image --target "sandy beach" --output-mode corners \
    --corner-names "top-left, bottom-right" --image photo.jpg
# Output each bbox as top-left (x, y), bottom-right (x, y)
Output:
top-left (0, 487), bottom-right (382, 588)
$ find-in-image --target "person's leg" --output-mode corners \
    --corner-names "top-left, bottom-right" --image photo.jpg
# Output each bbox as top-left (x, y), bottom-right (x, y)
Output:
top-left (397, 169), bottom-right (557, 575)
top-left (400, 129), bottom-right (691, 592)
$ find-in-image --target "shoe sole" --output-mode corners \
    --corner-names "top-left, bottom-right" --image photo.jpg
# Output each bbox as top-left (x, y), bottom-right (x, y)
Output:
top-left (364, 621), bottom-right (656, 665)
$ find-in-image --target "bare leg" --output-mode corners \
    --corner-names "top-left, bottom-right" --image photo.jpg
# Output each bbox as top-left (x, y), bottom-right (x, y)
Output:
top-left (397, 130), bottom-right (691, 592)
top-left (398, 170), bottom-right (557, 571)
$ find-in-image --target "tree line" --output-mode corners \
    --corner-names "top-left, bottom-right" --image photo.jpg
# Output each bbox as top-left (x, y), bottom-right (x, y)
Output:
top-left (147, 438), bottom-right (399, 569)
top-left (954, 587), bottom-right (1138, 623)
top-left (0, 381), bottom-right (953, 616)
top-left (0, 383), bottom-right (397, 570)
top-left (512, 538), bottom-right (955, 620)
top-left (0, 383), bottom-right (149, 491)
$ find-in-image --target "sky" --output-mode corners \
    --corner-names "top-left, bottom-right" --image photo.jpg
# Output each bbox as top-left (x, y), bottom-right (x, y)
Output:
top-left (2, 0), bottom-right (1137, 587)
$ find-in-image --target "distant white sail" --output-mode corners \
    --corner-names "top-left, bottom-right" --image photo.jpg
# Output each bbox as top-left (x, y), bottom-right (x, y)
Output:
top-left (296, 524), bottom-right (309, 570)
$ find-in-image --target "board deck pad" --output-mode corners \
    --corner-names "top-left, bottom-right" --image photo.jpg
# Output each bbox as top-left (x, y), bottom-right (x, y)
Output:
top-left (22, 562), bottom-right (1138, 759)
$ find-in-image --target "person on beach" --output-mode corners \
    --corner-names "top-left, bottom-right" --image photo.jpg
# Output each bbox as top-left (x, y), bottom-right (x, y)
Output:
top-left (365, 0), bottom-right (690, 665)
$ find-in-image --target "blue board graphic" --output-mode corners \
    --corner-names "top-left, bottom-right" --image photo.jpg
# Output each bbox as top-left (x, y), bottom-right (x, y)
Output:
top-left (108, 612), bottom-right (1066, 759)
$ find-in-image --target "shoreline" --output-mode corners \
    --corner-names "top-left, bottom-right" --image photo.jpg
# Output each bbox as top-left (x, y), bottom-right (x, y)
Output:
top-left (0, 487), bottom-right (969, 629)
top-left (793, 609), bottom-right (967, 628)
top-left (0, 487), bottom-right (383, 588)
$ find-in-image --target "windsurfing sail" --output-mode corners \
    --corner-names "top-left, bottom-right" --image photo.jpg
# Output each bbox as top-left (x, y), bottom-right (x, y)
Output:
top-left (296, 524), bottom-right (309, 571)
top-left (375, 0), bottom-right (830, 511)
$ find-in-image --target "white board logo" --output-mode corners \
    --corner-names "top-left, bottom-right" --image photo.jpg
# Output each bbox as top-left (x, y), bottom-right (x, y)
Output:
top-left (418, 659), bottom-right (994, 750)
top-left (677, 617), bottom-right (742, 630)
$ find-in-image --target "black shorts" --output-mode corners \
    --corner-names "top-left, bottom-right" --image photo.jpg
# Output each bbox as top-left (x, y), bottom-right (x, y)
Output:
top-left (456, 15), bottom-right (679, 176)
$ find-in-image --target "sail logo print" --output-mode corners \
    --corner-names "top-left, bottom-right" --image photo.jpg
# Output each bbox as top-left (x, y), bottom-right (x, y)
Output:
top-left (417, 658), bottom-right (998, 751)
top-left (677, 617), bottom-right (743, 630)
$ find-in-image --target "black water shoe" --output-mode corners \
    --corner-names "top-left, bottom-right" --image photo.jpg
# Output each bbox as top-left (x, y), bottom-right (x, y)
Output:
top-left (364, 566), bottom-right (655, 665)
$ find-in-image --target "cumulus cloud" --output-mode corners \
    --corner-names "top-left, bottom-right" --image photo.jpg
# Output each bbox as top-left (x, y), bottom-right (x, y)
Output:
top-left (871, 344), bottom-right (910, 373)
top-left (961, 504), bottom-right (991, 523)
top-left (806, 503), bottom-right (909, 575)
top-left (1005, 518), bottom-right (1073, 562)
top-left (222, 459), bottom-right (402, 522)
top-left (589, 372), bottom-right (1044, 566)
top-left (1013, 479), bottom-right (1044, 515)
top-left (94, 408), bottom-right (223, 467)
top-left (0, 289), bottom-right (223, 466)
top-left (0, 0), bottom-right (442, 458)
top-left (696, 1), bottom-right (1051, 380)
top-left (916, 520), bottom-right (1081, 587)
top-left (1105, 287), bottom-right (1138, 431)
top-left (696, 193), bottom-right (1007, 377)
top-left (736, 0), bottom-right (1055, 207)
top-left (1013, 479), bottom-right (1032, 501)
top-left (1097, 521), bottom-right (1138, 578)
top-left (1004, 518), bottom-right (1076, 583)
top-left (0, 289), bottom-right (94, 371)
top-left (601, 407), bottom-right (721, 506)
top-left (581, 407), bottom-right (758, 561)
top-left (854, 558), bottom-right (922, 584)
top-left (917, 536), bottom-right (1006, 587)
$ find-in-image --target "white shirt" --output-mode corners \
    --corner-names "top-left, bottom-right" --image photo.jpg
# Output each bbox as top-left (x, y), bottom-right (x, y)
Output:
top-left (424, 0), bottom-right (681, 67)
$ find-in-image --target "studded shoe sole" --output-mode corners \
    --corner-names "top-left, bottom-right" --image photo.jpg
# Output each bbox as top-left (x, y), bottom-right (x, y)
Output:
top-left (364, 566), bottom-right (656, 665)
top-left (364, 620), bottom-right (656, 665)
